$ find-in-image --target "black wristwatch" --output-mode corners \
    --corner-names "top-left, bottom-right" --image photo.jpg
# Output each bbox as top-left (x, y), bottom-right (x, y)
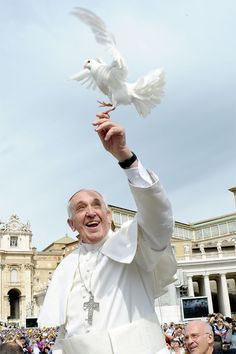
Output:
top-left (118, 152), bottom-right (137, 169)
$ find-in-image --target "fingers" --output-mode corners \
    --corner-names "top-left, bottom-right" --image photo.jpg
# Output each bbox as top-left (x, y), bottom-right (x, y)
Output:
top-left (93, 119), bottom-right (124, 142)
top-left (96, 112), bottom-right (110, 120)
top-left (103, 126), bottom-right (124, 141)
top-left (93, 119), bottom-right (122, 133)
top-left (92, 113), bottom-right (110, 127)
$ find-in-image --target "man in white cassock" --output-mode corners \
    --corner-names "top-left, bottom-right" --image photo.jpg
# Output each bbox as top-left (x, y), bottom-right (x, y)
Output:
top-left (38, 112), bottom-right (177, 354)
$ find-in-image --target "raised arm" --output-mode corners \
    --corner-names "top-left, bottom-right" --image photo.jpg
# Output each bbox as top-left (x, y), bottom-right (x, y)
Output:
top-left (92, 112), bottom-right (138, 167)
top-left (93, 112), bottom-right (173, 251)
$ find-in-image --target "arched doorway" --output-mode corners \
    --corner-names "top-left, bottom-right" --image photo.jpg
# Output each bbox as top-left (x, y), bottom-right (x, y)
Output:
top-left (8, 289), bottom-right (21, 319)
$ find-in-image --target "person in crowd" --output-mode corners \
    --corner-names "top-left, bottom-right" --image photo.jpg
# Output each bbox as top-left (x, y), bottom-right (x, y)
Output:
top-left (173, 326), bottom-right (185, 345)
top-left (0, 341), bottom-right (24, 354)
top-left (225, 321), bottom-right (236, 350)
top-left (213, 318), bottom-right (228, 342)
top-left (17, 336), bottom-right (32, 353)
top-left (184, 320), bottom-right (214, 354)
top-left (38, 113), bottom-right (177, 354)
top-left (31, 339), bottom-right (40, 354)
top-left (41, 346), bottom-right (51, 354)
top-left (169, 338), bottom-right (185, 354)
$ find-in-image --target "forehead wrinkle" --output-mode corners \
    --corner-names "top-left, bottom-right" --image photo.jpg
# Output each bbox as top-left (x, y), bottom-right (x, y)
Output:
top-left (69, 189), bottom-right (107, 210)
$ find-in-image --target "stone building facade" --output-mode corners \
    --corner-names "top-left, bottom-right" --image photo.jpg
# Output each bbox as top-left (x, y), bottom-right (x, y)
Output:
top-left (110, 203), bottom-right (236, 323)
top-left (0, 215), bottom-right (74, 326)
top-left (0, 190), bottom-right (236, 326)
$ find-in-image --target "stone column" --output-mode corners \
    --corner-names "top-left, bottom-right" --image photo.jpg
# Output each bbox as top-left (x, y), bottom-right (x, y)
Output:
top-left (187, 275), bottom-right (194, 296)
top-left (203, 274), bottom-right (214, 314)
top-left (3, 295), bottom-right (10, 320)
top-left (217, 273), bottom-right (231, 317)
top-left (22, 264), bottom-right (32, 324)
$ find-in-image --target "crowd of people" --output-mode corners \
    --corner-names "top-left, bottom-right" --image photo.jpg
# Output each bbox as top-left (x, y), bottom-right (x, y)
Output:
top-left (163, 313), bottom-right (236, 353)
top-left (0, 325), bottom-right (57, 353)
top-left (0, 313), bottom-right (236, 353)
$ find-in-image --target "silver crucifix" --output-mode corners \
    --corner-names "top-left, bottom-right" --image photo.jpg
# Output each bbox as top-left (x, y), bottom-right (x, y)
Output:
top-left (83, 292), bottom-right (99, 325)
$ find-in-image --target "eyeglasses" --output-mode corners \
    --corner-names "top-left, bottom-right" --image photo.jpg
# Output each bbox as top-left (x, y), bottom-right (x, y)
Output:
top-left (185, 333), bottom-right (211, 342)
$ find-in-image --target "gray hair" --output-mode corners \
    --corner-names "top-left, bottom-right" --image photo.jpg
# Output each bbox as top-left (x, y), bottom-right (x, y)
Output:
top-left (67, 189), bottom-right (109, 218)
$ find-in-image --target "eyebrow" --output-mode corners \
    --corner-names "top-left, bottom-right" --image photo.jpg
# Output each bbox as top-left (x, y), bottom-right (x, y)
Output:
top-left (73, 198), bottom-right (102, 208)
top-left (93, 198), bottom-right (102, 204)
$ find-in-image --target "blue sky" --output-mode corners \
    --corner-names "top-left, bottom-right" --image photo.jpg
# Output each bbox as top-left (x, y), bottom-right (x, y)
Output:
top-left (0, 0), bottom-right (235, 250)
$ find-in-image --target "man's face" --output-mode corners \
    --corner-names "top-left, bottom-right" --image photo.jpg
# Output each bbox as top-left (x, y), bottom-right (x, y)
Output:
top-left (67, 190), bottom-right (112, 244)
top-left (185, 322), bottom-right (213, 354)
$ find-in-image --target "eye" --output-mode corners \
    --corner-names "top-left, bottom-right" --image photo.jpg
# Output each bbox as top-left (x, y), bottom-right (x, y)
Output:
top-left (76, 204), bottom-right (86, 212)
top-left (87, 60), bottom-right (91, 63)
top-left (93, 202), bottom-right (101, 208)
top-left (192, 334), bottom-right (199, 340)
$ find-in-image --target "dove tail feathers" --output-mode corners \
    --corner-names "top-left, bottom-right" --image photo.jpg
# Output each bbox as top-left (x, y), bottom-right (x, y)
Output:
top-left (132, 69), bottom-right (165, 117)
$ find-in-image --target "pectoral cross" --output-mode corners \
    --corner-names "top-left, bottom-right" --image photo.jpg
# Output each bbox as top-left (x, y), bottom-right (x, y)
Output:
top-left (83, 292), bottom-right (99, 325)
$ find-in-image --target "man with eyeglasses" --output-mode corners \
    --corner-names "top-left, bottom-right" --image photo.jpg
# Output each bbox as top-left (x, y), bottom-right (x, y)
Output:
top-left (185, 320), bottom-right (214, 354)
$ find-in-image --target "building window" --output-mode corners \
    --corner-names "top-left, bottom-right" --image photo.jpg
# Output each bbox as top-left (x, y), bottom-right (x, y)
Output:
top-left (219, 223), bottom-right (228, 235)
top-left (10, 269), bottom-right (18, 283)
top-left (211, 225), bottom-right (219, 237)
top-left (228, 221), bottom-right (236, 233)
top-left (10, 236), bottom-right (18, 247)
top-left (195, 229), bottom-right (203, 240)
top-left (202, 227), bottom-right (210, 237)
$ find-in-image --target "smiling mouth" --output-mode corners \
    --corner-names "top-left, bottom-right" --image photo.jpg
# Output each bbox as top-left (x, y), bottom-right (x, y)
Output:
top-left (86, 221), bottom-right (99, 228)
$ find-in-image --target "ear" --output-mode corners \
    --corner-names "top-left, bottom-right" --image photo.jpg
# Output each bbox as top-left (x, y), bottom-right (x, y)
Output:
top-left (67, 218), bottom-right (75, 232)
top-left (208, 333), bottom-right (214, 344)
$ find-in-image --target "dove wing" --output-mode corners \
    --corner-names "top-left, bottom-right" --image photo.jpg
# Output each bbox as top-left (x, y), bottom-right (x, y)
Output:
top-left (70, 67), bottom-right (112, 97)
top-left (70, 68), bottom-right (98, 91)
top-left (71, 7), bottom-right (128, 81)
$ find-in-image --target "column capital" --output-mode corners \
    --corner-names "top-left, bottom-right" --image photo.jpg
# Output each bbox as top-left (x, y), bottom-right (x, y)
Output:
top-left (186, 273), bottom-right (194, 278)
top-left (219, 272), bottom-right (227, 277)
top-left (203, 272), bottom-right (210, 277)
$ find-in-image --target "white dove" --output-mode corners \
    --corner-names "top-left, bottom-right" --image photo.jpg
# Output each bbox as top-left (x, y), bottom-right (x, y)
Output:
top-left (70, 7), bottom-right (165, 117)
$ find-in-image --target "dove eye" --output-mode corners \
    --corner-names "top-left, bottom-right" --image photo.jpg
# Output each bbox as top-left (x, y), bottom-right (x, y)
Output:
top-left (87, 60), bottom-right (91, 63)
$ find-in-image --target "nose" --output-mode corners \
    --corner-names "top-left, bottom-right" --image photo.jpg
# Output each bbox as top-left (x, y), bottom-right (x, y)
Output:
top-left (85, 207), bottom-right (96, 217)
